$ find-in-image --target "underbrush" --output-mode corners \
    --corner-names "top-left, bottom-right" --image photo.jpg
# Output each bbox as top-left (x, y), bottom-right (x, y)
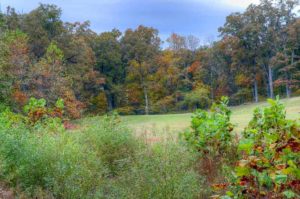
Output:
top-left (182, 96), bottom-right (300, 199)
top-left (0, 124), bottom-right (105, 198)
top-left (0, 99), bottom-right (202, 198)
top-left (1, 97), bottom-right (298, 198)
top-left (107, 143), bottom-right (200, 199)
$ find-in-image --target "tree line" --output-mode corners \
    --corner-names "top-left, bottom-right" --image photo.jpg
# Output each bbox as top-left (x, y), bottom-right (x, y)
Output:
top-left (0, 0), bottom-right (300, 118)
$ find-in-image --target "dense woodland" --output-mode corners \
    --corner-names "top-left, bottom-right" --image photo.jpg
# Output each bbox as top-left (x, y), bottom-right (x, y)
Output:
top-left (1, 0), bottom-right (300, 118)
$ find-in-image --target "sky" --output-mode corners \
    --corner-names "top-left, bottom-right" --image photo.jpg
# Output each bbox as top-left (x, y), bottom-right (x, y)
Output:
top-left (1, 0), bottom-right (260, 43)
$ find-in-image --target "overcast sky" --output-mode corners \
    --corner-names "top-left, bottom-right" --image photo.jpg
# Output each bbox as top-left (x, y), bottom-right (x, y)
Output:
top-left (1, 0), bottom-right (260, 42)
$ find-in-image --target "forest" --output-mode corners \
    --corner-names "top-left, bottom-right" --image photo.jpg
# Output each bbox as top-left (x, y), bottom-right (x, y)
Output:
top-left (0, 0), bottom-right (299, 198)
top-left (1, 0), bottom-right (300, 118)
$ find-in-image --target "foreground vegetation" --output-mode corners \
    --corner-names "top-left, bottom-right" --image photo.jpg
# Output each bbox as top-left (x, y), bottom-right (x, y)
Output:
top-left (0, 97), bottom-right (298, 198)
top-left (0, 99), bottom-right (202, 198)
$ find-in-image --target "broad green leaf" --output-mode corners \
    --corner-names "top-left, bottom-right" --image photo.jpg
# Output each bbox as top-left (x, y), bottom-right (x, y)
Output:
top-left (238, 139), bottom-right (254, 154)
top-left (235, 166), bottom-right (250, 177)
top-left (275, 174), bottom-right (287, 184)
top-left (283, 190), bottom-right (296, 199)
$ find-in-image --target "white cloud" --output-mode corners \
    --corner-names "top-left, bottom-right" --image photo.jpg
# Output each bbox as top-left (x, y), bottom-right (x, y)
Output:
top-left (220, 0), bottom-right (260, 8)
top-left (190, 0), bottom-right (260, 9)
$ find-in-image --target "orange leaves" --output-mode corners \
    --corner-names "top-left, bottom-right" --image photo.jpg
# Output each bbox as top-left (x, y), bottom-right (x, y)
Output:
top-left (62, 90), bottom-right (85, 119)
top-left (49, 107), bottom-right (63, 118)
top-left (235, 73), bottom-right (251, 87)
top-left (212, 183), bottom-right (228, 191)
top-left (187, 61), bottom-right (201, 74)
top-left (12, 89), bottom-right (28, 107)
top-left (28, 107), bottom-right (47, 124)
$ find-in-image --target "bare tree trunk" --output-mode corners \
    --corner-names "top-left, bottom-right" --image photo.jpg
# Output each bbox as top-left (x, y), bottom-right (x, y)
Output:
top-left (105, 90), bottom-right (113, 111)
top-left (143, 85), bottom-right (149, 115)
top-left (253, 78), bottom-right (258, 103)
top-left (268, 65), bottom-right (274, 99)
top-left (286, 79), bottom-right (290, 98)
top-left (285, 50), bottom-right (295, 98)
top-left (210, 65), bottom-right (214, 102)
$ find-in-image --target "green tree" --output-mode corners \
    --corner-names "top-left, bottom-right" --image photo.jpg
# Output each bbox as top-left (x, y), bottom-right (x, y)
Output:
top-left (22, 4), bottom-right (64, 58)
top-left (0, 30), bottom-right (30, 106)
top-left (93, 29), bottom-right (124, 110)
top-left (121, 25), bottom-right (161, 114)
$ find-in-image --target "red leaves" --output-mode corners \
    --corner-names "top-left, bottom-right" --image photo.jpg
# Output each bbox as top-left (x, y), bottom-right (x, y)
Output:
top-left (221, 99), bottom-right (300, 198)
top-left (49, 107), bottom-right (63, 118)
top-left (276, 138), bottom-right (300, 153)
top-left (63, 91), bottom-right (85, 119)
top-left (289, 180), bottom-right (300, 190)
top-left (28, 107), bottom-right (47, 124)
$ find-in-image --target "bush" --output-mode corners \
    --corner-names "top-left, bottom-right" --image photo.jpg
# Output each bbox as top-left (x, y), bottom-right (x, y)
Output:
top-left (115, 106), bottom-right (135, 115)
top-left (230, 88), bottom-right (252, 105)
top-left (182, 96), bottom-right (235, 157)
top-left (221, 97), bottom-right (300, 198)
top-left (80, 112), bottom-right (138, 176)
top-left (24, 97), bottom-right (64, 125)
top-left (181, 86), bottom-right (211, 111)
top-left (151, 95), bottom-right (176, 114)
top-left (0, 107), bottom-right (25, 129)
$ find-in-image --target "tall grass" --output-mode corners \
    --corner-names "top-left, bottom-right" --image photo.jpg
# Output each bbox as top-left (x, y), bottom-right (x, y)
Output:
top-left (0, 125), bottom-right (105, 198)
top-left (0, 111), bottom-right (202, 198)
top-left (107, 143), bottom-right (201, 199)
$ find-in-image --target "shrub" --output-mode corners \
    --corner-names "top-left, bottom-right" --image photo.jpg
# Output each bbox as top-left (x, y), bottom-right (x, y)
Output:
top-left (20, 97), bottom-right (65, 133)
top-left (182, 86), bottom-right (211, 111)
top-left (230, 88), bottom-right (252, 105)
top-left (182, 96), bottom-right (235, 157)
top-left (81, 112), bottom-right (138, 176)
top-left (23, 97), bottom-right (64, 125)
top-left (115, 106), bottom-right (135, 115)
top-left (62, 90), bottom-right (85, 119)
top-left (0, 107), bottom-right (25, 129)
top-left (151, 95), bottom-right (175, 114)
top-left (90, 92), bottom-right (108, 114)
top-left (221, 97), bottom-right (300, 198)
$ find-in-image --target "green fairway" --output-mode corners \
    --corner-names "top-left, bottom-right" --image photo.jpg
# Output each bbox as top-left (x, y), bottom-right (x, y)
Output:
top-left (78, 96), bottom-right (300, 140)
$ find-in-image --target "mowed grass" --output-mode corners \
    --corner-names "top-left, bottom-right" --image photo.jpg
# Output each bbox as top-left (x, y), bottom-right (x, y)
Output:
top-left (78, 96), bottom-right (300, 140)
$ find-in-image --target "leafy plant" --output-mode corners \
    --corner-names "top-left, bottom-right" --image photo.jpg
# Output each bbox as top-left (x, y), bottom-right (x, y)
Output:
top-left (221, 97), bottom-right (300, 198)
top-left (23, 97), bottom-right (64, 131)
top-left (182, 96), bottom-right (234, 157)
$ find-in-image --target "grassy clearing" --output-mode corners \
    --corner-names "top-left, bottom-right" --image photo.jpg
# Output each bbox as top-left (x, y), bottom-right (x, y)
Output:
top-left (78, 96), bottom-right (300, 139)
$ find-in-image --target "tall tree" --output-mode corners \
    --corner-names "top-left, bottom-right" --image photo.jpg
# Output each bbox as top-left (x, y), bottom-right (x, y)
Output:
top-left (93, 29), bottom-right (123, 110)
top-left (121, 25), bottom-right (161, 114)
top-left (0, 30), bottom-right (30, 106)
top-left (22, 4), bottom-right (64, 58)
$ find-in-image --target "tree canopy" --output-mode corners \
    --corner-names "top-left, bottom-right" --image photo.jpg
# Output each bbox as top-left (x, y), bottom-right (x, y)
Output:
top-left (1, 0), bottom-right (300, 117)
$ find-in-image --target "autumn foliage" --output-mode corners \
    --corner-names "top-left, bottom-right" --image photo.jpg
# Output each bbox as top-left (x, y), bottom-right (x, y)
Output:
top-left (1, 1), bottom-right (300, 117)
